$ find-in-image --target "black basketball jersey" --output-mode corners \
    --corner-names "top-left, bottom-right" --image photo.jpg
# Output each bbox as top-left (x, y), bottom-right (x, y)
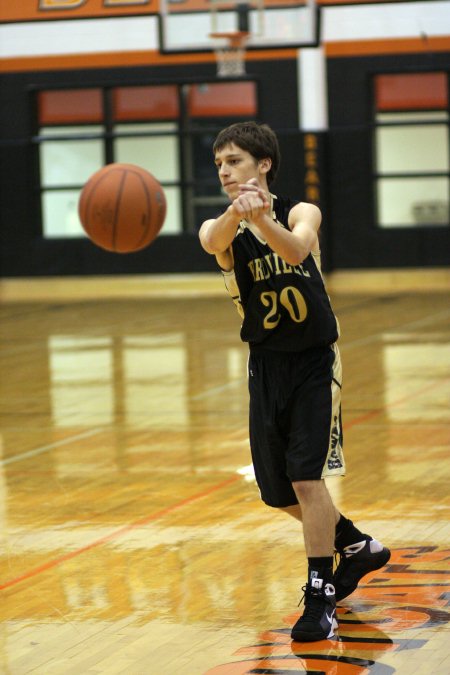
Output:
top-left (221, 194), bottom-right (339, 352)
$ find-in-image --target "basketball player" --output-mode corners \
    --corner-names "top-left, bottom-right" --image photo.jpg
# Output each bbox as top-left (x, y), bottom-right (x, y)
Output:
top-left (199, 121), bottom-right (390, 642)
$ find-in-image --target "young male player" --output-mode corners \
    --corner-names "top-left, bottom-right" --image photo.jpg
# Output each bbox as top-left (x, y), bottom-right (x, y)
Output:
top-left (199, 121), bottom-right (390, 642)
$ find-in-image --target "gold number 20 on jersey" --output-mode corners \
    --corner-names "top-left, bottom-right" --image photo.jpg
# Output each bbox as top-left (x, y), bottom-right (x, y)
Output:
top-left (260, 286), bottom-right (308, 329)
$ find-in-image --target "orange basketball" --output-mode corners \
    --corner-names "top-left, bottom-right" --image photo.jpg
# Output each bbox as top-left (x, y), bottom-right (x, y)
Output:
top-left (78, 163), bottom-right (167, 253)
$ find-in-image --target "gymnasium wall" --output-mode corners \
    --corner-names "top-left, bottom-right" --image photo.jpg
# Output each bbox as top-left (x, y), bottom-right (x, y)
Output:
top-left (327, 52), bottom-right (450, 269)
top-left (0, 1), bottom-right (449, 276)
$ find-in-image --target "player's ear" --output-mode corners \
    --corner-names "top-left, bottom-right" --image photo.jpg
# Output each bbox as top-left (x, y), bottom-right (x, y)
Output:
top-left (258, 157), bottom-right (272, 175)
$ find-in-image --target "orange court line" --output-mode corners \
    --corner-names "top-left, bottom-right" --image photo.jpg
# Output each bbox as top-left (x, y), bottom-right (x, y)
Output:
top-left (0, 474), bottom-right (240, 592)
top-left (0, 376), bottom-right (446, 592)
top-left (343, 378), bottom-right (449, 431)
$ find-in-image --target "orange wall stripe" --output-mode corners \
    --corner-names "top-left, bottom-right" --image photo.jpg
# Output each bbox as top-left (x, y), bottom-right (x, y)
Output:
top-left (0, 48), bottom-right (297, 73)
top-left (326, 35), bottom-right (450, 57)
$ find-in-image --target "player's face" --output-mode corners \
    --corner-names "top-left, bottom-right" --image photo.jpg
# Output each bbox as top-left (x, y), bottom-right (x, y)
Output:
top-left (214, 143), bottom-right (261, 200)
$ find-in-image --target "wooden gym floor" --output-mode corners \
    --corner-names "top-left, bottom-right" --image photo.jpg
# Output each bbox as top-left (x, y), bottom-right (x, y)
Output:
top-left (0, 269), bottom-right (449, 675)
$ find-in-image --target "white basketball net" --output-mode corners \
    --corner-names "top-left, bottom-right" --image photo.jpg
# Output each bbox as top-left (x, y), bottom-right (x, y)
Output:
top-left (211, 34), bottom-right (248, 77)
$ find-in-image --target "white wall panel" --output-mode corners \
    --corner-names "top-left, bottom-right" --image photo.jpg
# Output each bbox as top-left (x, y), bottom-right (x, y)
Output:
top-left (0, 16), bottom-right (158, 58)
top-left (298, 47), bottom-right (328, 131)
top-left (322, 1), bottom-right (450, 42)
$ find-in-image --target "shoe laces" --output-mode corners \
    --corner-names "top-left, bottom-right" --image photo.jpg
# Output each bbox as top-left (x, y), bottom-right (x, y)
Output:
top-left (297, 583), bottom-right (307, 607)
top-left (297, 583), bottom-right (330, 621)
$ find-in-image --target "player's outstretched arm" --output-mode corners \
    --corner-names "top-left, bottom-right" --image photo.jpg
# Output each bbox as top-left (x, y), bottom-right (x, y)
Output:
top-left (287, 201), bottom-right (322, 261)
top-left (199, 177), bottom-right (271, 256)
top-left (199, 206), bottom-right (242, 256)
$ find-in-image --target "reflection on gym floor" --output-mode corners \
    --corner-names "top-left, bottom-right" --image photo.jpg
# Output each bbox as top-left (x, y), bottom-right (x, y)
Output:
top-left (0, 278), bottom-right (449, 674)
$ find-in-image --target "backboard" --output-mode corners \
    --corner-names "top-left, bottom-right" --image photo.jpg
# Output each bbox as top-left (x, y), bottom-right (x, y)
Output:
top-left (158, 0), bottom-right (319, 54)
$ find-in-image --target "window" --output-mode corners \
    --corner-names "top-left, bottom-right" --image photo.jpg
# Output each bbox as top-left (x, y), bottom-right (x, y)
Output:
top-left (184, 81), bottom-right (258, 228)
top-left (38, 89), bottom-right (104, 239)
top-left (35, 80), bottom-right (258, 240)
top-left (373, 73), bottom-right (449, 228)
top-left (37, 85), bottom-right (184, 239)
top-left (112, 86), bottom-right (182, 235)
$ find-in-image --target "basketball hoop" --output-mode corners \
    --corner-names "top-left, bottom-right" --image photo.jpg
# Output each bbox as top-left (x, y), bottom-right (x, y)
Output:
top-left (209, 31), bottom-right (250, 78)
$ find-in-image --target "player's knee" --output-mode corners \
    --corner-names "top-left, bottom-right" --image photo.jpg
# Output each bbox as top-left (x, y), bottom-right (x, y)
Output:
top-left (292, 479), bottom-right (324, 503)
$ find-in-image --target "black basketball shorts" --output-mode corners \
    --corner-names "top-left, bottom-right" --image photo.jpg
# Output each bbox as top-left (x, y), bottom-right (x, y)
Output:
top-left (247, 343), bottom-right (345, 508)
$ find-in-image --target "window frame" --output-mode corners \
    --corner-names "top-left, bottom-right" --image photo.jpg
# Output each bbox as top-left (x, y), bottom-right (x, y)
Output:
top-left (372, 70), bottom-right (450, 230)
top-left (32, 79), bottom-right (260, 241)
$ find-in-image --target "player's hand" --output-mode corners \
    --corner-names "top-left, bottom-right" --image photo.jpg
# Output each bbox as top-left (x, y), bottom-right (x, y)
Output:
top-left (232, 179), bottom-right (270, 220)
top-left (238, 178), bottom-right (270, 206)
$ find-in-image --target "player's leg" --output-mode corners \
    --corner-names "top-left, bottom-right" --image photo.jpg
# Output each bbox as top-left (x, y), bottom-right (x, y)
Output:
top-left (288, 479), bottom-right (338, 641)
top-left (279, 504), bottom-right (302, 520)
top-left (247, 351), bottom-right (300, 507)
top-left (292, 480), bottom-right (338, 556)
top-left (280, 500), bottom-right (342, 527)
top-left (248, 347), bottom-right (389, 641)
top-left (333, 514), bottom-right (391, 601)
top-left (319, 349), bottom-right (390, 601)
top-left (289, 345), bottom-right (390, 600)
top-left (280, 503), bottom-right (390, 601)
top-left (285, 346), bottom-right (344, 642)
top-left (247, 351), bottom-right (337, 641)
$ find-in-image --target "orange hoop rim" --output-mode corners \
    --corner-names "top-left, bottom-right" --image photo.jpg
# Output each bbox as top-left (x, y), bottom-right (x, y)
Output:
top-left (209, 31), bottom-right (250, 48)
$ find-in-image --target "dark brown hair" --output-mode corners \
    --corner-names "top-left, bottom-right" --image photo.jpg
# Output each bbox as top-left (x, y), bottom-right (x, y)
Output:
top-left (213, 121), bottom-right (280, 185)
